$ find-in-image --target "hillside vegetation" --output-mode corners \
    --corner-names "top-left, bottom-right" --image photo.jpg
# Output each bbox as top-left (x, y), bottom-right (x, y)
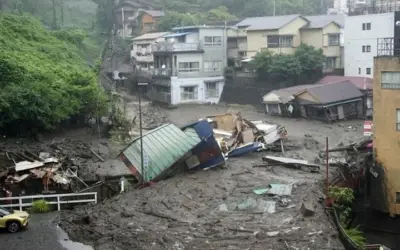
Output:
top-left (0, 13), bottom-right (106, 133)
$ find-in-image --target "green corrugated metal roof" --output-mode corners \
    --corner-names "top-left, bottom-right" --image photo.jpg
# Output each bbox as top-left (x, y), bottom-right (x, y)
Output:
top-left (122, 123), bottom-right (201, 182)
top-left (184, 127), bottom-right (199, 139)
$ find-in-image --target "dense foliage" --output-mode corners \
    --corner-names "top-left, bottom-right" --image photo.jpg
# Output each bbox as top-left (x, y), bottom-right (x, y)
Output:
top-left (152, 0), bottom-right (328, 19)
top-left (2, 0), bottom-right (97, 28)
top-left (157, 6), bottom-right (237, 31)
top-left (0, 13), bottom-right (107, 133)
top-left (251, 44), bottom-right (325, 79)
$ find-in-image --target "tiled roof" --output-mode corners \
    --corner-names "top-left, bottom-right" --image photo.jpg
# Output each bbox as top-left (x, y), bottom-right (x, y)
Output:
top-left (303, 14), bottom-right (345, 28)
top-left (236, 14), bottom-right (302, 31)
top-left (143, 10), bottom-right (165, 17)
top-left (303, 80), bottom-right (363, 104)
top-left (316, 75), bottom-right (372, 90)
top-left (132, 32), bottom-right (170, 41)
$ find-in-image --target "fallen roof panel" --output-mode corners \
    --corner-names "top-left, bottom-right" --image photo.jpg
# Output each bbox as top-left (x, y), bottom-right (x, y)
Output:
top-left (119, 123), bottom-right (201, 182)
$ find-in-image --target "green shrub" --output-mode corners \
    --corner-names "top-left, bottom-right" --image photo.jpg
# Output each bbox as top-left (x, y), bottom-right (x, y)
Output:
top-left (345, 227), bottom-right (366, 247)
top-left (30, 199), bottom-right (51, 213)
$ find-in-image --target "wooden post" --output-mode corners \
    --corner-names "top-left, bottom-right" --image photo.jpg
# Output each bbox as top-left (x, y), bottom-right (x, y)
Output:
top-left (326, 137), bottom-right (329, 196)
top-left (57, 196), bottom-right (60, 211)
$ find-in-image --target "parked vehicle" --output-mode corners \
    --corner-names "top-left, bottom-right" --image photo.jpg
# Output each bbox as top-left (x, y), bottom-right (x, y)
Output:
top-left (0, 207), bottom-right (29, 233)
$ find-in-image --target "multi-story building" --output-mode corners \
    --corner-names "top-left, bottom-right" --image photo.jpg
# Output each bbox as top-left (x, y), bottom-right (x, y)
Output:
top-left (344, 12), bottom-right (395, 77)
top-left (371, 35), bottom-right (400, 216)
top-left (148, 26), bottom-right (227, 106)
top-left (113, 1), bottom-right (164, 38)
top-left (227, 14), bottom-right (344, 72)
top-left (131, 32), bottom-right (170, 70)
top-left (139, 10), bottom-right (165, 34)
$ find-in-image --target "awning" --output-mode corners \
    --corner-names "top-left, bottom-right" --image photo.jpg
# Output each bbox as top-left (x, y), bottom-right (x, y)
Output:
top-left (164, 32), bottom-right (191, 38)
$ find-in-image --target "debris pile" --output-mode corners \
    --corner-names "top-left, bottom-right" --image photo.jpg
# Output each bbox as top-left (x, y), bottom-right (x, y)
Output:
top-left (131, 103), bottom-right (170, 130)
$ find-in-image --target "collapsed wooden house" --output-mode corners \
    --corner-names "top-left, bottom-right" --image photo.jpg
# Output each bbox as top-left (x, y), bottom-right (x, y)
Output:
top-left (262, 78), bottom-right (368, 122)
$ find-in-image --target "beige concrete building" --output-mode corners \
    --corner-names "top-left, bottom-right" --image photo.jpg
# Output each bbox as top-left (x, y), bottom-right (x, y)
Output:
top-left (227, 14), bottom-right (344, 72)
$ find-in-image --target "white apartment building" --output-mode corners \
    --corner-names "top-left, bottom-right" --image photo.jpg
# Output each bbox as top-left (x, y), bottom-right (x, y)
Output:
top-left (131, 32), bottom-right (170, 69)
top-left (148, 26), bottom-right (227, 106)
top-left (344, 12), bottom-right (395, 77)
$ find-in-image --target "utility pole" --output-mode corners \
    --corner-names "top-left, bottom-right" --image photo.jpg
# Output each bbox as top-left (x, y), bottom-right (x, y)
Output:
top-left (273, 0), bottom-right (276, 16)
top-left (51, 0), bottom-right (57, 29)
top-left (60, 0), bottom-right (64, 27)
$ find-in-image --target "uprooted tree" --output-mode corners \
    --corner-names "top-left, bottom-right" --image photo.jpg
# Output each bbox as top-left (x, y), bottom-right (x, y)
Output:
top-left (0, 13), bottom-right (107, 134)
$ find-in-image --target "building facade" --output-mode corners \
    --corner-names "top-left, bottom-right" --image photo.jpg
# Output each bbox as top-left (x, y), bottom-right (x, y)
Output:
top-left (227, 14), bottom-right (344, 72)
top-left (131, 32), bottom-right (170, 70)
top-left (372, 38), bottom-right (400, 215)
top-left (148, 26), bottom-right (227, 106)
top-left (344, 12), bottom-right (395, 77)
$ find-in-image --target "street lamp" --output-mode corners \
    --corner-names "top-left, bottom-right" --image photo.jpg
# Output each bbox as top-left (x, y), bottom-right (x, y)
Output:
top-left (137, 82), bottom-right (148, 185)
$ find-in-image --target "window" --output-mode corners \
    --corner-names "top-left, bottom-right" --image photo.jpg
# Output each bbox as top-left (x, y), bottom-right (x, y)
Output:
top-left (362, 45), bottom-right (371, 52)
top-left (325, 57), bottom-right (337, 69)
top-left (397, 110), bottom-right (400, 131)
top-left (178, 62), bottom-right (200, 72)
top-left (267, 35), bottom-right (293, 47)
top-left (362, 23), bottom-right (371, 30)
top-left (366, 68), bottom-right (371, 75)
top-left (181, 86), bottom-right (198, 100)
top-left (204, 36), bottom-right (222, 46)
top-left (205, 82), bottom-right (218, 98)
top-left (279, 36), bottom-right (293, 47)
top-left (382, 71), bottom-right (400, 89)
top-left (204, 61), bottom-right (222, 72)
top-left (358, 68), bottom-right (361, 75)
top-left (328, 34), bottom-right (340, 46)
top-left (396, 192), bottom-right (400, 203)
top-left (267, 35), bottom-right (279, 48)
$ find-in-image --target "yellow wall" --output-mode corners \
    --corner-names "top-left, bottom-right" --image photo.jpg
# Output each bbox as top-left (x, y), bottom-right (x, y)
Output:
top-left (322, 23), bottom-right (341, 58)
top-left (300, 29), bottom-right (323, 48)
top-left (296, 91), bottom-right (319, 103)
top-left (373, 57), bottom-right (400, 216)
top-left (246, 16), bottom-right (308, 57)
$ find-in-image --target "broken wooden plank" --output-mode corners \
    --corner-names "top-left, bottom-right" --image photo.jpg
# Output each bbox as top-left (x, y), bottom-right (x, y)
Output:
top-left (90, 148), bottom-right (105, 162)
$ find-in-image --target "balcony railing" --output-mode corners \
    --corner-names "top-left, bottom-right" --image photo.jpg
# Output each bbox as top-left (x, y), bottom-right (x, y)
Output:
top-left (152, 42), bottom-right (203, 52)
top-left (153, 68), bottom-right (173, 77)
top-left (238, 43), bottom-right (247, 51)
top-left (377, 37), bottom-right (400, 56)
top-left (152, 68), bottom-right (223, 78)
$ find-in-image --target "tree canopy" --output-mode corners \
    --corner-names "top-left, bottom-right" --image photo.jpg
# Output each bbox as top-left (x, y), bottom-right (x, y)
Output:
top-left (157, 6), bottom-right (237, 31)
top-left (0, 13), bottom-right (106, 133)
top-left (251, 44), bottom-right (325, 80)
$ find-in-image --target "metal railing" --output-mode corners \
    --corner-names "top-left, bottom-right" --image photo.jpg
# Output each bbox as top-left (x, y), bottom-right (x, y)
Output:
top-left (153, 68), bottom-right (173, 76)
top-left (377, 37), bottom-right (400, 56)
top-left (0, 192), bottom-right (97, 211)
top-left (152, 41), bottom-right (203, 52)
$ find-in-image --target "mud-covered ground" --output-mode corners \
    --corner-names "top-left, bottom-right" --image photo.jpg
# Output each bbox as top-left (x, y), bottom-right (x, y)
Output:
top-left (57, 103), bottom-right (363, 250)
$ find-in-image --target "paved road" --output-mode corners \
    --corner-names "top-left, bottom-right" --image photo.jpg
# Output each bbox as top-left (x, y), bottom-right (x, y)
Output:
top-left (0, 212), bottom-right (93, 250)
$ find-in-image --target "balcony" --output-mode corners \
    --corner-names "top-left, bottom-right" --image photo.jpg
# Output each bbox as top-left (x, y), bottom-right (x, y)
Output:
top-left (377, 37), bottom-right (400, 56)
top-left (238, 43), bottom-right (247, 51)
top-left (153, 68), bottom-right (173, 77)
top-left (152, 42), bottom-right (203, 53)
top-left (152, 68), bottom-right (223, 78)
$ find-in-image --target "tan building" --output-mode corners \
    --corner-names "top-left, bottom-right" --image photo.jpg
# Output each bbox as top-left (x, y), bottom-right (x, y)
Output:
top-left (227, 14), bottom-right (344, 71)
top-left (371, 38), bottom-right (400, 216)
top-left (131, 32), bottom-right (170, 69)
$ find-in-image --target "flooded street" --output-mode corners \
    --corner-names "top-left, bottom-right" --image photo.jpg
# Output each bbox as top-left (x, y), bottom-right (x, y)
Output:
top-left (0, 212), bottom-right (92, 250)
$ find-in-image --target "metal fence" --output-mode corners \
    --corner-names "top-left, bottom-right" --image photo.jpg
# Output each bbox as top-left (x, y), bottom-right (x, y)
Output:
top-left (0, 192), bottom-right (97, 211)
